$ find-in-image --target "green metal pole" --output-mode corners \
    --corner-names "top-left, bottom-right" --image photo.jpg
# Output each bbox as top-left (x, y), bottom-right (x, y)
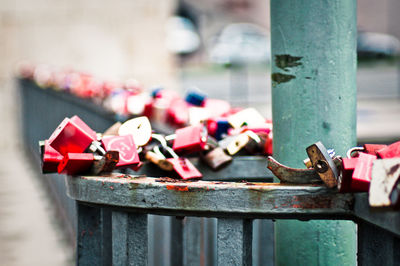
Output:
top-left (271, 0), bottom-right (357, 265)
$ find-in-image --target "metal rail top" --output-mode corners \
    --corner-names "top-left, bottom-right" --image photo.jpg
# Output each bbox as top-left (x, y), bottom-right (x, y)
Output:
top-left (66, 174), bottom-right (354, 220)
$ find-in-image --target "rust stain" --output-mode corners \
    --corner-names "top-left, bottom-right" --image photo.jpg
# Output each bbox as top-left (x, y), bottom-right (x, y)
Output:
top-left (166, 185), bottom-right (189, 192)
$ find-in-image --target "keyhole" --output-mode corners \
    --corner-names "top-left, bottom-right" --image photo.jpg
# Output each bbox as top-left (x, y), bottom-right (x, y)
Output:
top-left (315, 160), bottom-right (328, 173)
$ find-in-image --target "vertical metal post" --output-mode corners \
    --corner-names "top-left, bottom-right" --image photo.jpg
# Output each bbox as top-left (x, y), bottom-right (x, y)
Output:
top-left (76, 203), bottom-right (112, 266)
top-left (112, 211), bottom-right (148, 265)
top-left (217, 218), bottom-right (252, 266)
top-left (270, 0), bottom-right (357, 265)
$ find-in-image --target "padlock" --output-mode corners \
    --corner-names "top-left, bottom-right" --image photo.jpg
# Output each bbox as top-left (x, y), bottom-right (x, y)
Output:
top-left (172, 124), bottom-right (208, 154)
top-left (185, 89), bottom-right (207, 106)
top-left (166, 98), bottom-right (189, 127)
top-left (49, 116), bottom-right (98, 155)
top-left (90, 151), bottom-right (119, 175)
top-left (40, 140), bottom-right (64, 173)
top-left (144, 134), bottom-right (174, 171)
top-left (222, 131), bottom-right (260, 156)
top-left (264, 131), bottom-right (273, 156)
top-left (200, 138), bottom-right (232, 170)
top-left (377, 140), bottom-right (400, 159)
top-left (244, 131), bottom-right (267, 155)
top-left (118, 116), bottom-right (152, 147)
top-left (164, 146), bottom-right (202, 180)
top-left (227, 108), bottom-right (265, 129)
top-left (103, 122), bottom-right (122, 136)
top-left (369, 158), bottom-right (400, 207)
top-left (145, 146), bottom-right (174, 171)
top-left (101, 134), bottom-right (140, 168)
top-left (338, 157), bottom-right (358, 192)
top-left (57, 151), bottom-right (119, 175)
top-left (203, 99), bottom-right (231, 118)
top-left (188, 106), bottom-right (210, 125)
top-left (351, 152), bottom-right (377, 192)
top-left (306, 142), bottom-right (339, 188)
top-left (126, 92), bottom-right (149, 116)
top-left (363, 144), bottom-right (388, 156)
top-left (57, 153), bottom-right (95, 175)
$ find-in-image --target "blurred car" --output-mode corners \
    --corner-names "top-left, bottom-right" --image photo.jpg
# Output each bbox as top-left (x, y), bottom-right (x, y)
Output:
top-left (357, 31), bottom-right (400, 59)
top-left (208, 23), bottom-right (270, 65)
top-left (165, 16), bottom-right (201, 55)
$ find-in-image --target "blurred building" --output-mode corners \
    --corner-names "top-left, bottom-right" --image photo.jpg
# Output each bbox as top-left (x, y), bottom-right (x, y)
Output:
top-left (0, 0), bottom-right (177, 88)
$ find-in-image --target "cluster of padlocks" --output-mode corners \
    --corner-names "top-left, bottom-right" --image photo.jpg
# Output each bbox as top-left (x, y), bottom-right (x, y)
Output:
top-left (20, 64), bottom-right (273, 179)
top-left (23, 63), bottom-right (400, 208)
top-left (39, 114), bottom-right (271, 180)
top-left (269, 140), bottom-right (400, 207)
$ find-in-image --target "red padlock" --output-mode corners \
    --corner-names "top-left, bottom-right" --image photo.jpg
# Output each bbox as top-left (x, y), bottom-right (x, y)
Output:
top-left (101, 135), bottom-right (140, 168)
top-left (377, 140), bottom-right (400, 159)
top-left (164, 147), bottom-right (202, 180)
top-left (58, 153), bottom-right (94, 175)
top-left (338, 157), bottom-right (358, 192)
top-left (172, 124), bottom-right (207, 154)
top-left (363, 144), bottom-right (387, 156)
top-left (41, 140), bottom-right (64, 173)
top-left (351, 152), bottom-right (377, 192)
top-left (48, 116), bottom-right (97, 156)
top-left (166, 98), bottom-right (189, 127)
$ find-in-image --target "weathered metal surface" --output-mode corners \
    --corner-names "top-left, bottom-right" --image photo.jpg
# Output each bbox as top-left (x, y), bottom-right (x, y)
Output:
top-left (67, 175), bottom-right (354, 219)
top-left (76, 203), bottom-right (112, 266)
top-left (217, 218), bottom-right (252, 266)
top-left (357, 221), bottom-right (400, 266)
top-left (271, 0), bottom-right (358, 264)
top-left (267, 156), bottom-right (321, 184)
top-left (112, 211), bottom-right (148, 265)
top-left (354, 193), bottom-right (400, 237)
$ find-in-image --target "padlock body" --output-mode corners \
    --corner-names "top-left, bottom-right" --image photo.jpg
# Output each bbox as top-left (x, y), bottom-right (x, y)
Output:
top-left (42, 140), bottom-right (64, 173)
top-left (101, 135), bottom-right (140, 168)
top-left (338, 158), bottom-right (358, 192)
top-left (173, 124), bottom-right (207, 154)
top-left (363, 144), bottom-right (387, 156)
top-left (58, 153), bottom-right (94, 175)
top-left (351, 152), bottom-right (377, 191)
top-left (49, 117), bottom-right (96, 155)
top-left (202, 147), bottom-right (232, 170)
top-left (166, 158), bottom-right (202, 179)
top-left (377, 141), bottom-right (400, 159)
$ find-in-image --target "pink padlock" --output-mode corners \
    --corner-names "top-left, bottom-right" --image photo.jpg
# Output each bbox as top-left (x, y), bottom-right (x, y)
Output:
top-left (101, 135), bottom-right (140, 168)
top-left (377, 140), bottom-right (400, 159)
top-left (172, 124), bottom-right (207, 154)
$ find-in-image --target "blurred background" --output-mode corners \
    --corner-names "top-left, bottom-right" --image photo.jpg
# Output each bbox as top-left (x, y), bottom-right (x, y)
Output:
top-left (0, 0), bottom-right (400, 265)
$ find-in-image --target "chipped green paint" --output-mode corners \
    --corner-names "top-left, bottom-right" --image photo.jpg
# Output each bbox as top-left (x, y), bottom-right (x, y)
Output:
top-left (275, 54), bottom-right (303, 71)
top-left (271, 0), bottom-right (357, 265)
top-left (271, 73), bottom-right (296, 84)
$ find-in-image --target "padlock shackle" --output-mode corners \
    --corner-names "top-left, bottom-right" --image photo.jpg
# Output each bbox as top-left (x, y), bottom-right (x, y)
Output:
top-left (153, 145), bottom-right (167, 159)
top-left (151, 133), bottom-right (168, 148)
top-left (346, 146), bottom-right (364, 158)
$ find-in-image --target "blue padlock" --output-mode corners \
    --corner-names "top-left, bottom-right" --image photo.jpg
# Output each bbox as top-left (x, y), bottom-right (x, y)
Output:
top-left (185, 90), bottom-right (207, 106)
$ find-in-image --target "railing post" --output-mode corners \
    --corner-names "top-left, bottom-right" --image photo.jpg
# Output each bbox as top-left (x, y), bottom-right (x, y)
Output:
top-left (112, 211), bottom-right (148, 265)
top-left (76, 203), bottom-right (112, 266)
top-left (271, 0), bottom-right (357, 265)
top-left (217, 218), bottom-right (253, 266)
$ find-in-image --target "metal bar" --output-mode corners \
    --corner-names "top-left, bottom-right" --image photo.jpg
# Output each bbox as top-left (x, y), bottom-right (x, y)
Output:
top-left (66, 175), bottom-right (354, 219)
top-left (183, 217), bottom-right (202, 266)
top-left (76, 203), bottom-right (111, 266)
top-left (357, 221), bottom-right (400, 266)
top-left (271, 0), bottom-right (358, 264)
top-left (217, 218), bottom-right (252, 266)
top-left (112, 211), bottom-right (148, 265)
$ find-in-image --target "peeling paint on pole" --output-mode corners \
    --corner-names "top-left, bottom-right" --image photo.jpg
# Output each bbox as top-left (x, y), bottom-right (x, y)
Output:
top-left (271, 0), bottom-right (357, 265)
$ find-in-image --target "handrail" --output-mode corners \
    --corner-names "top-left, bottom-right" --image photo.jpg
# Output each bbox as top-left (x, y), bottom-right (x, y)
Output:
top-left (66, 175), bottom-right (354, 219)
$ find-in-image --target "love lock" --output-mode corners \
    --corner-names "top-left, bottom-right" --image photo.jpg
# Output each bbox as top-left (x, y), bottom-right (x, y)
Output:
top-left (267, 141), bottom-right (340, 187)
